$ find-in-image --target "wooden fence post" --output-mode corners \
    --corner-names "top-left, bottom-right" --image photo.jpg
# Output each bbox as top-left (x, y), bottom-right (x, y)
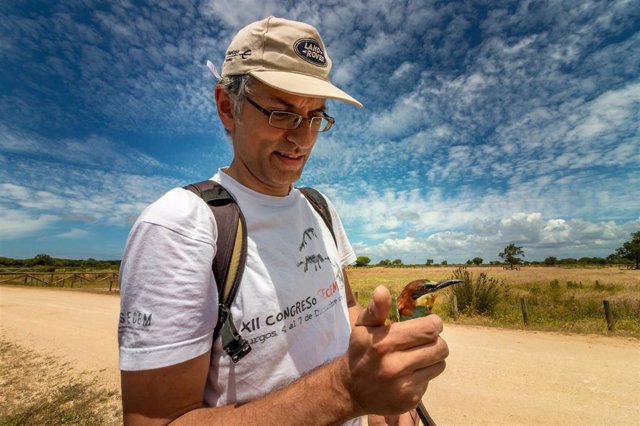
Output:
top-left (452, 295), bottom-right (459, 320)
top-left (520, 297), bottom-right (529, 326)
top-left (603, 300), bottom-right (614, 331)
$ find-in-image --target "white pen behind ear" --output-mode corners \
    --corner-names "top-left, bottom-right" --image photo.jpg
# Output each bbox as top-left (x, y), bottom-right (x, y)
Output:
top-left (206, 60), bottom-right (222, 80)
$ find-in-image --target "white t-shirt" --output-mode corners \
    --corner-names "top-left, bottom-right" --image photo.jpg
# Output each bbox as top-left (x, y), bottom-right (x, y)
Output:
top-left (118, 170), bottom-right (358, 422)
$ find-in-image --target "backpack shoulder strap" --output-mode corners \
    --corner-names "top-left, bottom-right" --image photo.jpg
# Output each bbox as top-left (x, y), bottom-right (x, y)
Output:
top-left (298, 187), bottom-right (336, 245)
top-left (183, 180), bottom-right (251, 363)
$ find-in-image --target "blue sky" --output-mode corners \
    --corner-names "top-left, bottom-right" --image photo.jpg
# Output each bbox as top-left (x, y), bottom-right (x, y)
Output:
top-left (1, 0), bottom-right (638, 263)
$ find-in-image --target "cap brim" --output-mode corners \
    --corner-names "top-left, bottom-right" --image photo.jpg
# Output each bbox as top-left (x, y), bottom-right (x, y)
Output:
top-left (250, 71), bottom-right (363, 108)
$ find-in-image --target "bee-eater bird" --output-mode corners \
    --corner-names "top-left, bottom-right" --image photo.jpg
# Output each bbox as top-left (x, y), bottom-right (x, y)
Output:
top-left (397, 279), bottom-right (463, 321)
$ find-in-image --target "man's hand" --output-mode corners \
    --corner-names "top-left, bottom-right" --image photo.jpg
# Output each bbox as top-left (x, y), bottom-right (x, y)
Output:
top-left (122, 284), bottom-right (447, 424)
top-left (341, 285), bottom-right (448, 416)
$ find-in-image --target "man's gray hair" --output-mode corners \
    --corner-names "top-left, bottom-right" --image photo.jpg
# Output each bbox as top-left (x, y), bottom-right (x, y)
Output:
top-left (217, 75), bottom-right (252, 136)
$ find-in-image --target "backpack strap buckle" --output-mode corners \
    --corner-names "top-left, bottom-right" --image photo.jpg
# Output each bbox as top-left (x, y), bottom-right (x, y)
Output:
top-left (218, 304), bottom-right (251, 363)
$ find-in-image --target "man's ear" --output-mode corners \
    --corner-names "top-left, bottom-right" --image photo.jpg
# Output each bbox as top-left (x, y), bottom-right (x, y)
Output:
top-left (215, 85), bottom-right (235, 132)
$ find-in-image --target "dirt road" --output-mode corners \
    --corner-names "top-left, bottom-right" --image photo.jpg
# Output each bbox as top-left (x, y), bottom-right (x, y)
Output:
top-left (1, 286), bottom-right (639, 425)
top-left (0, 286), bottom-right (121, 388)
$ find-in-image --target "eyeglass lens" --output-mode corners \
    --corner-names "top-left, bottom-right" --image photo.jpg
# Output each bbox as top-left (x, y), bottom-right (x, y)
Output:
top-left (269, 112), bottom-right (331, 132)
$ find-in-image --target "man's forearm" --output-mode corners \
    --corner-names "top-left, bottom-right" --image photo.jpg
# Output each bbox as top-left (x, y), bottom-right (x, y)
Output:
top-left (129, 287), bottom-right (448, 425)
top-left (170, 356), bottom-right (361, 426)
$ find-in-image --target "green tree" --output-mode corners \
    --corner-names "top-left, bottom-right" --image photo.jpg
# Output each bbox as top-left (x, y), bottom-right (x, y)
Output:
top-left (33, 254), bottom-right (53, 266)
top-left (378, 259), bottom-right (391, 266)
top-left (355, 256), bottom-right (371, 267)
top-left (606, 254), bottom-right (620, 263)
top-left (441, 260), bottom-right (448, 265)
top-left (544, 256), bottom-right (558, 266)
top-left (498, 243), bottom-right (524, 270)
top-left (0, 257), bottom-right (16, 266)
top-left (391, 258), bottom-right (403, 266)
top-left (425, 259), bottom-right (434, 266)
top-left (614, 231), bottom-right (640, 269)
top-left (472, 257), bottom-right (483, 266)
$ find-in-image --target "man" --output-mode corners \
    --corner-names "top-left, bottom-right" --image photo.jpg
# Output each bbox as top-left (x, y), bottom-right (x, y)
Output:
top-left (118, 16), bottom-right (448, 425)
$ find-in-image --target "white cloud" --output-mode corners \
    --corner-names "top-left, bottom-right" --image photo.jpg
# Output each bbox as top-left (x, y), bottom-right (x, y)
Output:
top-left (57, 228), bottom-right (90, 239)
top-left (355, 213), bottom-right (639, 263)
top-left (1, 0), bottom-right (638, 261)
top-left (199, 0), bottom-right (282, 28)
top-left (0, 125), bottom-right (193, 178)
top-left (1, 156), bottom-right (182, 230)
top-left (391, 62), bottom-right (417, 81)
top-left (367, 94), bottom-right (427, 138)
top-left (570, 82), bottom-right (640, 140)
top-left (1, 183), bottom-right (30, 200)
top-left (0, 209), bottom-right (59, 240)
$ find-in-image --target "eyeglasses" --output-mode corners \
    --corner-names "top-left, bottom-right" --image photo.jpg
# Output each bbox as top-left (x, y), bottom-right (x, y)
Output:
top-left (245, 97), bottom-right (335, 132)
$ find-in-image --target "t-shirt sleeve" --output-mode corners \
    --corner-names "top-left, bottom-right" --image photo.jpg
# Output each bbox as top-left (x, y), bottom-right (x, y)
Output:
top-left (324, 195), bottom-right (357, 268)
top-left (118, 188), bottom-right (219, 371)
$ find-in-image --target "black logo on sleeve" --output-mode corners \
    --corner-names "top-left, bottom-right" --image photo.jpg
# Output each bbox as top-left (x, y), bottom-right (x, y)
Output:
top-left (119, 310), bottom-right (152, 330)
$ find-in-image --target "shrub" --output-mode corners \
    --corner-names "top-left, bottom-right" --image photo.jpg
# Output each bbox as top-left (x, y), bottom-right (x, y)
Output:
top-left (566, 280), bottom-right (583, 289)
top-left (593, 280), bottom-right (616, 292)
top-left (450, 267), bottom-right (506, 316)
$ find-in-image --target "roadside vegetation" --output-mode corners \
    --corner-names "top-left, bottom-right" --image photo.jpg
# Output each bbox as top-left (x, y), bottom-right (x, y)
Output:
top-left (347, 265), bottom-right (640, 338)
top-left (3, 230), bottom-right (638, 335)
top-left (0, 255), bottom-right (120, 292)
top-left (0, 254), bottom-right (120, 272)
top-left (0, 338), bottom-right (121, 426)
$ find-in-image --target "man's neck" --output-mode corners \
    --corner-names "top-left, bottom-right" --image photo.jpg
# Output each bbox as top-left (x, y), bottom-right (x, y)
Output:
top-left (222, 166), bottom-right (292, 197)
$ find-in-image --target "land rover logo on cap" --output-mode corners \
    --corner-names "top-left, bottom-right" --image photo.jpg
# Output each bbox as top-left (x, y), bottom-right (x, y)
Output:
top-left (294, 38), bottom-right (327, 67)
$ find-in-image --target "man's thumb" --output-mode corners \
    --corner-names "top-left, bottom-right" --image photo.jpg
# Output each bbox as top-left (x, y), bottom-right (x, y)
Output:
top-left (356, 285), bottom-right (391, 327)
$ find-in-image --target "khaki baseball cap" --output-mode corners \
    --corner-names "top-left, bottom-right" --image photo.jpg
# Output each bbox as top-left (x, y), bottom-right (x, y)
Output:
top-left (220, 16), bottom-right (362, 108)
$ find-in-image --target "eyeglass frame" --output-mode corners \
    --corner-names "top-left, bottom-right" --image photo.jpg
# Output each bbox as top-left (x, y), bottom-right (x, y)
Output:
top-left (244, 96), bottom-right (335, 132)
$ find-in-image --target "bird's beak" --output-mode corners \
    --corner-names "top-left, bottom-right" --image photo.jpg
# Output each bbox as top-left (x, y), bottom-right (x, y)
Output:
top-left (434, 279), bottom-right (464, 291)
top-left (411, 279), bottom-right (464, 300)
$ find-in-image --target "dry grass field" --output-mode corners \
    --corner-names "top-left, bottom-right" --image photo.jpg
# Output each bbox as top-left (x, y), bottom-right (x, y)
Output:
top-left (347, 265), bottom-right (640, 337)
top-left (0, 338), bottom-right (121, 425)
top-left (2, 286), bottom-right (638, 425)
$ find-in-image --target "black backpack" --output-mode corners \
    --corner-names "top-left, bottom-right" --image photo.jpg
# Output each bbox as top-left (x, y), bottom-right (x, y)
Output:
top-left (184, 180), bottom-right (336, 363)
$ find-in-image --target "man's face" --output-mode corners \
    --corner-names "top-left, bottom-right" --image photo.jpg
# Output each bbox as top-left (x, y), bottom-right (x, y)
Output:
top-left (226, 80), bottom-right (326, 196)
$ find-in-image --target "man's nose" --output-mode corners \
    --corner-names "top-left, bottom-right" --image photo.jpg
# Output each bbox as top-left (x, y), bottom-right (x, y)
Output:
top-left (285, 120), bottom-right (316, 148)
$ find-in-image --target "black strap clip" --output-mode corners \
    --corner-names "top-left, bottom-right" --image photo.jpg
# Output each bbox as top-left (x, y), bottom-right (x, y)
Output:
top-left (218, 304), bottom-right (251, 363)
